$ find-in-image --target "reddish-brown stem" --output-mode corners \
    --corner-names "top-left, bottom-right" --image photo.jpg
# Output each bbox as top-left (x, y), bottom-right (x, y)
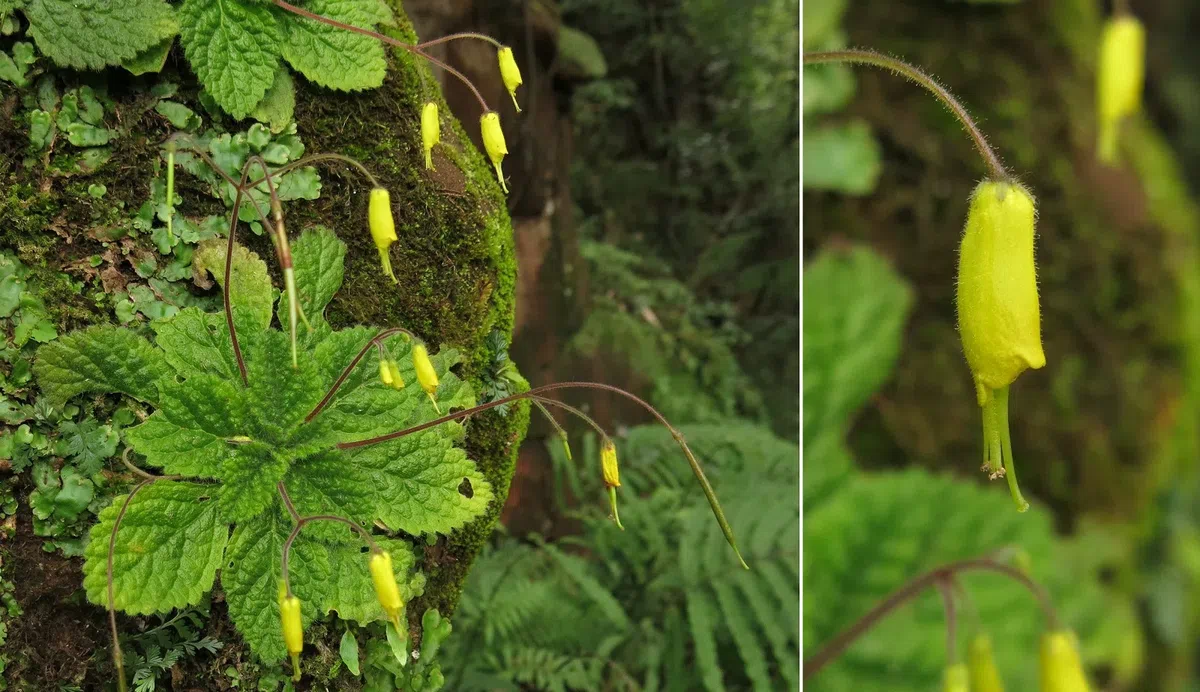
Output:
top-left (244, 153), bottom-right (381, 192)
top-left (224, 162), bottom-right (259, 386)
top-left (269, 0), bottom-right (489, 110)
top-left (336, 381), bottom-right (747, 567)
top-left (803, 556), bottom-right (1060, 681)
top-left (936, 579), bottom-right (958, 663)
top-left (280, 509), bottom-right (378, 595)
top-left (528, 395), bottom-right (609, 445)
top-left (415, 31), bottom-right (502, 50)
top-left (303, 327), bottom-right (418, 423)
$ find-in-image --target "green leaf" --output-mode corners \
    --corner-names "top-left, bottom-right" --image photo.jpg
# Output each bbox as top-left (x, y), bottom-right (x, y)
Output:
top-left (179, 0), bottom-right (282, 119)
top-left (122, 36), bottom-right (175, 75)
top-left (219, 443), bottom-right (288, 522)
top-left (803, 469), bottom-right (1109, 692)
top-left (193, 238), bottom-right (274, 336)
top-left (802, 246), bottom-right (912, 442)
top-left (323, 538), bottom-right (421, 624)
top-left (351, 430), bottom-right (493, 536)
top-left (801, 121), bottom-right (881, 195)
top-left (57, 419), bottom-right (118, 476)
top-left (289, 226), bottom-right (345, 324)
top-left (65, 123), bottom-right (115, 147)
top-left (28, 109), bottom-right (53, 149)
top-left (82, 481), bottom-right (228, 614)
top-left (278, 0), bottom-right (390, 92)
top-left (341, 629), bottom-right (361, 676)
top-left (35, 326), bottom-right (171, 407)
top-left (124, 412), bottom-right (230, 478)
top-left (282, 451), bottom-right (374, 543)
top-left (250, 67), bottom-right (296, 132)
top-left (155, 100), bottom-right (202, 130)
top-left (223, 511), bottom-right (332, 661)
top-left (152, 308), bottom-right (239, 381)
top-left (25, 0), bottom-right (178, 70)
top-left (244, 331), bottom-right (325, 440)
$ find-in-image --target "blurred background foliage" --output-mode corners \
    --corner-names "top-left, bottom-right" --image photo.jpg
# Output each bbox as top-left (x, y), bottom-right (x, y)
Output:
top-left (803, 0), bottom-right (1200, 690)
top-left (436, 0), bottom-right (800, 689)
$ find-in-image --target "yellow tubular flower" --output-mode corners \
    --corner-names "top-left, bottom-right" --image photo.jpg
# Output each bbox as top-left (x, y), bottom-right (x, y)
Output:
top-left (968, 634), bottom-right (1005, 692)
top-left (412, 343), bottom-right (441, 412)
top-left (498, 46), bottom-right (523, 112)
top-left (600, 439), bottom-right (623, 529)
top-left (480, 112), bottom-right (509, 193)
top-left (387, 360), bottom-right (405, 390)
top-left (279, 592), bottom-right (304, 681)
top-left (1095, 15), bottom-right (1144, 164)
top-left (942, 663), bottom-right (969, 692)
top-left (368, 188), bottom-right (398, 283)
top-left (1040, 630), bottom-right (1091, 692)
top-left (956, 180), bottom-right (1045, 512)
top-left (369, 551), bottom-right (405, 631)
top-left (421, 102), bottom-right (440, 170)
top-left (379, 359), bottom-right (393, 386)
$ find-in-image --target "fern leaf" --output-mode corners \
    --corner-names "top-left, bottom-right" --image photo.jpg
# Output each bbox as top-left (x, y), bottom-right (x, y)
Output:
top-left (685, 585), bottom-right (726, 692)
top-left (711, 577), bottom-right (772, 691)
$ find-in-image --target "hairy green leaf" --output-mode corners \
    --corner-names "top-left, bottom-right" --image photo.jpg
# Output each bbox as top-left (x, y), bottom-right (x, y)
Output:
top-left (251, 66), bottom-right (297, 132)
top-left (125, 413), bottom-right (230, 478)
top-left (223, 511), bottom-right (332, 661)
top-left (25, 0), bottom-right (178, 70)
top-left (82, 482), bottom-right (228, 614)
top-left (289, 225), bottom-right (345, 325)
top-left (179, 0), bottom-right (282, 119)
top-left (279, 0), bottom-right (390, 92)
top-left (282, 451), bottom-right (374, 543)
top-left (35, 326), bottom-right (171, 407)
top-left (219, 443), bottom-right (288, 522)
top-left (324, 538), bottom-right (422, 624)
top-left (193, 238), bottom-right (275, 336)
top-left (122, 36), bottom-right (175, 76)
top-left (152, 308), bottom-right (239, 381)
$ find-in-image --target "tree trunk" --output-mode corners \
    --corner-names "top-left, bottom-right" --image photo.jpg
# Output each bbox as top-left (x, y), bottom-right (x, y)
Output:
top-left (0, 2), bottom-right (529, 687)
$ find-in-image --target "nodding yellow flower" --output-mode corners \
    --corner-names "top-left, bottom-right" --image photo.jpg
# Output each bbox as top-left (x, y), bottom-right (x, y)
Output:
top-left (600, 439), bottom-right (623, 529)
top-left (943, 663), bottom-right (969, 692)
top-left (369, 551), bottom-right (405, 631)
top-left (387, 360), bottom-right (405, 390)
top-left (368, 188), bottom-right (398, 283)
top-left (498, 46), bottom-right (523, 112)
top-left (421, 102), bottom-right (439, 170)
top-left (1096, 14), bottom-right (1144, 164)
top-left (1040, 630), bottom-right (1091, 692)
top-left (379, 359), bottom-right (393, 386)
top-left (968, 634), bottom-right (1006, 692)
top-left (278, 587), bottom-right (304, 681)
top-left (412, 343), bottom-right (441, 412)
top-left (480, 112), bottom-right (509, 193)
top-left (956, 180), bottom-right (1045, 512)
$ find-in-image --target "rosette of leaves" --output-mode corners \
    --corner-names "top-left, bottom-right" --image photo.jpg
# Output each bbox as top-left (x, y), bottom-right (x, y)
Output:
top-left (33, 226), bottom-right (490, 661)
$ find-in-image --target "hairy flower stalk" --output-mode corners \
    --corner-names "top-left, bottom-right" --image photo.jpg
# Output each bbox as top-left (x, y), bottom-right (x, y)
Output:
top-left (956, 181), bottom-right (1045, 511)
top-left (164, 142), bottom-right (176, 245)
top-left (1096, 13), bottom-right (1145, 164)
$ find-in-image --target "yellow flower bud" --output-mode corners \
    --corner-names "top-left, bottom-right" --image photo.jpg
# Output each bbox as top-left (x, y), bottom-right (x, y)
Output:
top-left (480, 112), bottom-right (509, 193)
top-left (600, 439), bottom-right (620, 488)
top-left (956, 180), bottom-right (1044, 512)
top-left (412, 343), bottom-right (441, 412)
top-left (1040, 630), bottom-right (1090, 692)
top-left (943, 663), bottom-right (969, 692)
top-left (387, 360), bottom-right (405, 390)
top-left (498, 46), bottom-right (522, 112)
top-left (369, 551), bottom-right (405, 630)
top-left (968, 634), bottom-right (1005, 692)
top-left (421, 102), bottom-right (440, 170)
top-left (1096, 15), bottom-right (1144, 164)
top-left (379, 358), bottom-right (393, 386)
top-left (279, 591), bottom-right (304, 680)
top-left (368, 188), bottom-right (398, 283)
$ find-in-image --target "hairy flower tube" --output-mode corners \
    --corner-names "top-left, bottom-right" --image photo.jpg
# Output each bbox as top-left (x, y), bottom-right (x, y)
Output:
top-left (1096, 14), bottom-right (1144, 164)
top-left (421, 101), bottom-right (440, 170)
top-left (279, 587), bottom-right (304, 681)
top-left (968, 633), bottom-right (1005, 692)
top-left (480, 112), bottom-right (509, 193)
top-left (956, 180), bottom-right (1045, 512)
top-left (600, 439), bottom-right (624, 529)
top-left (498, 46), bottom-right (523, 111)
top-left (386, 360), bottom-right (405, 390)
top-left (1040, 630), bottom-right (1090, 692)
top-left (369, 551), bottom-right (405, 631)
top-left (942, 663), bottom-right (969, 692)
top-left (378, 358), bottom-right (393, 386)
top-left (368, 187), bottom-right (398, 283)
top-left (412, 343), bottom-right (441, 412)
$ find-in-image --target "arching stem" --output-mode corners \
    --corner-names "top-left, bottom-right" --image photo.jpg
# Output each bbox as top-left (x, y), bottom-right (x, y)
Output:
top-left (803, 49), bottom-right (1009, 181)
top-left (336, 381), bottom-right (748, 568)
top-left (303, 326), bottom-right (419, 423)
top-left (803, 554), bottom-right (1061, 681)
top-left (269, 0), bottom-right (490, 111)
top-left (415, 31), bottom-right (503, 51)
